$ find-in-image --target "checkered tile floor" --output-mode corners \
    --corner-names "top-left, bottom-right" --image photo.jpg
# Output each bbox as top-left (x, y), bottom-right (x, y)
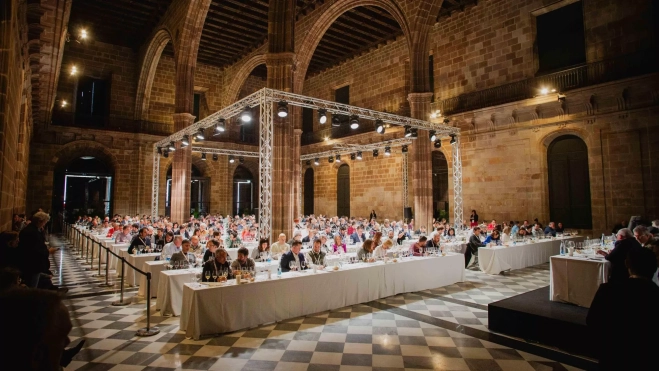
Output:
top-left (56, 234), bottom-right (594, 371)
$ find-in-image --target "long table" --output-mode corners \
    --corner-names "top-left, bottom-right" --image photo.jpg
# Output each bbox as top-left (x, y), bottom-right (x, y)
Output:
top-left (138, 260), bottom-right (168, 298)
top-left (478, 236), bottom-right (583, 275)
top-left (550, 254), bottom-right (610, 308)
top-left (180, 253), bottom-right (465, 339)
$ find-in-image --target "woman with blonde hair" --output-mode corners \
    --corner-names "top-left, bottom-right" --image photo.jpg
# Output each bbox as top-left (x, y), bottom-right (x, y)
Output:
top-left (332, 235), bottom-right (347, 254)
top-left (374, 239), bottom-right (393, 259)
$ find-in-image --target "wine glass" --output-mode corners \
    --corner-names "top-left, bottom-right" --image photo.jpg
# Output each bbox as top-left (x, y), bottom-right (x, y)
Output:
top-left (204, 270), bottom-right (210, 282)
top-left (210, 270), bottom-right (217, 282)
top-left (289, 261), bottom-right (295, 271)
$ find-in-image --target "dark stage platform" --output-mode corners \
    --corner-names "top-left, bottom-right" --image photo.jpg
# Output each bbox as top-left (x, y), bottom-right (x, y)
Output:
top-left (488, 286), bottom-right (597, 359)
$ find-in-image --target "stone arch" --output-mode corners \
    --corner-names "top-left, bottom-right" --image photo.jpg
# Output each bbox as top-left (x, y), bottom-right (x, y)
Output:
top-left (225, 54), bottom-right (267, 106)
top-left (540, 127), bottom-right (591, 150)
top-left (135, 28), bottom-right (175, 120)
top-left (294, 0), bottom-right (412, 94)
top-left (52, 140), bottom-right (119, 172)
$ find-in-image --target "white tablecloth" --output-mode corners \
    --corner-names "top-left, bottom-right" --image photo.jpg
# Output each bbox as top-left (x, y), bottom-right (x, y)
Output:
top-left (180, 254), bottom-right (466, 339)
top-left (550, 254), bottom-right (610, 308)
top-left (121, 252), bottom-right (160, 287)
top-left (156, 269), bottom-right (198, 316)
top-left (478, 237), bottom-right (583, 275)
top-left (110, 243), bottom-right (129, 270)
top-left (225, 242), bottom-right (258, 260)
top-left (138, 260), bottom-right (168, 298)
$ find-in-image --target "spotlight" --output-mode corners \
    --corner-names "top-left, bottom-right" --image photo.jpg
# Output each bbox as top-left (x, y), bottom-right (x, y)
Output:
top-left (373, 149), bottom-right (379, 157)
top-left (79, 29), bottom-right (88, 40)
top-left (167, 142), bottom-right (176, 152)
top-left (212, 153), bottom-right (218, 161)
top-left (306, 160), bottom-right (311, 166)
top-left (214, 119), bottom-right (226, 135)
top-left (201, 152), bottom-right (207, 161)
top-left (229, 155), bottom-right (235, 164)
top-left (157, 147), bottom-right (162, 155)
top-left (350, 153), bottom-right (356, 160)
top-left (434, 140), bottom-right (441, 149)
top-left (328, 156), bottom-right (334, 163)
top-left (402, 145), bottom-right (408, 153)
top-left (443, 118), bottom-right (450, 125)
top-left (357, 151), bottom-right (363, 160)
top-left (540, 87), bottom-right (549, 95)
top-left (163, 150), bottom-right (169, 158)
top-left (385, 147), bottom-right (391, 156)
top-left (314, 158), bottom-right (320, 166)
top-left (375, 120), bottom-right (385, 134)
top-left (195, 129), bottom-right (205, 141)
top-left (239, 157), bottom-right (244, 164)
top-left (181, 135), bottom-right (190, 147)
top-left (61, 100), bottom-right (67, 108)
top-left (318, 109), bottom-right (327, 124)
top-left (404, 126), bottom-right (412, 137)
top-left (277, 101), bottom-right (288, 118)
top-left (241, 107), bottom-right (252, 123)
top-left (335, 154), bottom-right (341, 163)
top-left (411, 128), bottom-right (418, 139)
top-left (450, 134), bottom-right (457, 144)
top-left (331, 115), bottom-right (341, 127)
top-left (70, 65), bottom-right (77, 76)
top-left (349, 115), bottom-right (359, 129)
top-left (429, 130), bottom-right (437, 142)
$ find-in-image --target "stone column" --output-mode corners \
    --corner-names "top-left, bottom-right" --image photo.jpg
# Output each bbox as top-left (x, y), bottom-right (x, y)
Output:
top-left (408, 92), bottom-right (434, 232)
top-left (265, 52), bottom-right (296, 240)
top-left (293, 128), bottom-right (302, 218)
top-left (170, 113), bottom-right (194, 223)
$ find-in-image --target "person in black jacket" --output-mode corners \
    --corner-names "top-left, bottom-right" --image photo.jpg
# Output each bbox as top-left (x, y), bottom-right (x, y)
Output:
top-left (597, 228), bottom-right (642, 282)
top-left (18, 212), bottom-right (54, 288)
top-left (369, 210), bottom-right (377, 221)
top-left (466, 227), bottom-right (485, 268)
top-left (469, 210), bottom-right (479, 227)
top-left (280, 241), bottom-right (306, 272)
top-left (587, 247), bottom-right (659, 371)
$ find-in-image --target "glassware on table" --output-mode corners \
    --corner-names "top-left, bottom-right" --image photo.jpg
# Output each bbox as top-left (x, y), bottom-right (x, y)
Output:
top-left (204, 271), bottom-right (211, 281)
top-left (210, 270), bottom-right (217, 282)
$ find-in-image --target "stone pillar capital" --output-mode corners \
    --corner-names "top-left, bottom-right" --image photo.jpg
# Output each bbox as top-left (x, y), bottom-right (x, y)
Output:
top-left (172, 113), bottom-right (196, 131)
top-left (407, 92), bottom-right (434, 104)
top-left (293, 128), bottom-right (303, 135)
top-left (264, 52), bottom-right (296, 67)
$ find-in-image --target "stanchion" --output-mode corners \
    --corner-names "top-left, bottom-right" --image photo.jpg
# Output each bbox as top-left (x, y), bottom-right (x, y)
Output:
top-left (94, 241), bottom-right (105, 278)
top-left (98, 247), bottom-right (114, 288)
top-left (136, 272), bottom-right (160, 337)
top-left (111, 257), bottom-right (130, 306)
top-left (85, 235), bottom-right (94, 271)
top-left (75, 229), bottom-right (84, 260)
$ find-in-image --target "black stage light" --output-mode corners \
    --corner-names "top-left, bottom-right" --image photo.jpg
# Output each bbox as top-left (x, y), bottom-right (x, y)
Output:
top-left (318, 109), bottom-right (327, 124)
top-left (401, 145), bottom-right (408, 153)
top-left (332, 115), bottom-right (341, 127)
top-left (314, 158), bottom-right (320, 166)
top-left (241, 107), bottom-right (252, 123)
top-left (212, 153), bottom-right (218, 161)
top-left (429, 130), bottom-right (437, 142)
top-left (163, 150), bottom-right (169, 158)
top-left (181, 135), bottom-right (190, 147)
top-left (356, 151), bottom-right (363, 160)
top-left (404, 126), bottom-right (412, 138)
top-left (201, 152), bottom-right (207, 161)
top-left (349, 115), bottom-right (359, 129)
top-left (335, 154), bottom-right (341, 163)
top-left (384, 146), bottom-right (391, 156)
top-left (277, 101), bottom-right (288, 118)
top-left (214, 119), bottom-right (226, 135)
top-left (168, 142), bottom-right (176, 152)
top-left (373, 149), bottom-right (379, 157)
top-left (328, 156), bottom-right (334, 163)
top-left (375, 120), bottom-right (385, 134)
top-left (229, 155), bottom-right (235, 164)
top-left (195, 129), bottom-right (205, 141)
top-left (350, 153), bottom-right (356, 160)
top-left (450, 134), bottom-right (457, 144)
top-left (434, 140), bottom-right (441, 149)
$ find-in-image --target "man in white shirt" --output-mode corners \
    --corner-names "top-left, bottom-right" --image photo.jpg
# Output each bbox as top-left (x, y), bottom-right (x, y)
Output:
top-left (271, 233), bottom-right (290, 258)
top-left (164, 235), bottom-right (183, 256)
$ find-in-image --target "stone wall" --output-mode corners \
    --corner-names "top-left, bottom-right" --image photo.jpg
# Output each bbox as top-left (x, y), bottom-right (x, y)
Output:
top-left (146, 54), bottom-right (176, 124)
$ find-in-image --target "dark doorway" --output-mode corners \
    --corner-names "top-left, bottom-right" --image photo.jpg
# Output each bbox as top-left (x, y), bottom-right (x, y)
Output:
top-left (337, 164), bottom-right (350, 217)
top-left (54, 156), bottom-right (114, 222)
top-left (304, 168), bottom-right (314, 215)
top-left (536, 2), bottom-right (586, 74)
top-left (233, 166), bottom-right (254, 216)
top-left (432, 151), bottom-right (449, 219)
top-left (548, 135), bottom-right (592, 229)
top-left (166, 165), bottom-right (210, 216)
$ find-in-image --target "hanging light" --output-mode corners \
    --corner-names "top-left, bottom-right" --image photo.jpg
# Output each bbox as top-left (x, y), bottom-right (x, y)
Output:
top-left (373, 149), bottom-right (379, 157)
top-left (385, 146), bottom-right (391, 156)
top-left (411, 128), bottom-right (418, 139)
top-left (429, 130), bottom-right (437, 142)
top-left (214, 119), bottom-right (226, 135)
top-left (335, 154), bottom-right (341, 163)
top-left (212, 153), bottom-right (218, 161)
top-left (356, 151), bottom-right (363, 160)
top-left (434, 140), bottom-right (442, 149)
top-left (331, 115), bottom-right (341, 127)
top-left (375, 120), bottom-right (385, 134)
top-left (349, 115), bottom-right (359, 129)
top-left (318, 109), bottom-right (327, 124)
top-left (350, 153), bottom-right (356, 160)
top-left (181, 135), bottom-right (190, 147)
top-left (450, 134), bottom-right (457, 144)
top-left (167, 142), bottom-right (176, 152)
top-left (306, 160), bottom-right (311, 166)
top-left (201, 152), bottom-right (207, 161)
top-left (401, 145), bottom-right (408, 153)
top-left (156, 147), bottom-right (162, 155)
top-left (443, 118), bottom-right (450, 125)
top-left (314, 158), bottom-right (320, 166)
top-left (70, 65), bottom-right (77, 76)
top-left (277, 101), bottom-right (288, 118)
top-left (195, 128), bottom-right (205, 141)
top-left (163, 150), bottom-right (169, 158)
top-left (404, 126), bottom-right (412, 137)
top-left (328, 156), bottom-right (334, 163)
top-left (239, 157), bottom-right (244, 164)
top-left (229, 155), bottom-right (235, 163)
top-left (241, 107), bottom-right (252, 123)
top-left (79, 29), bottom-right (88, 40)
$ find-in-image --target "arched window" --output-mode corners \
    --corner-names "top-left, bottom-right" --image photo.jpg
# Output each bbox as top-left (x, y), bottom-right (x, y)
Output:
top-left (304, 168), bottom-right (314, 215)
top-left (548, 135), bottom-right (592, 228)
top-left (337, 164), bottom-right (350, 217)
top-left (432, 151), bottom-right (449, 219)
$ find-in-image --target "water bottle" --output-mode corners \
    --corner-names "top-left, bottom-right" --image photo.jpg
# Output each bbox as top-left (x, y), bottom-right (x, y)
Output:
top-left (560, 240), bottom-right (565, 256)
top-left (601, 233), bottom-right (605, 247)
top-left (277, 266), bottom-right (282, 278)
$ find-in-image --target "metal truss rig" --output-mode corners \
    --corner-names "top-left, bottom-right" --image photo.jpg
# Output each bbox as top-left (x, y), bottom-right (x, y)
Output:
top-left (190, 147), bottom-right (259, 157)
top-left (300, 138), bottom-right (413, 161)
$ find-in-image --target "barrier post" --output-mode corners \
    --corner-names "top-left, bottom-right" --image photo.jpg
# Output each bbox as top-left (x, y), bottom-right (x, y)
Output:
top-left (98, 245), bottom-right (113, 288)
top-left (136, 272), bottom-right (160, 337)
top-left (111, 257), bottom-right (130, 306)
top-left (85, 236), bottom-right (94, 271)
top-left (94, 241), bottom-right (105, 277)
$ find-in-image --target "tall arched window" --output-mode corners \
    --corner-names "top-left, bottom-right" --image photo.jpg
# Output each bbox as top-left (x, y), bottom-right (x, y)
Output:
top-left (548, 135), bottom-right (592, 228)
top-left (304, 168), bottom-right (314, 215)
top-left (337, 164), bottom-right (350, 217)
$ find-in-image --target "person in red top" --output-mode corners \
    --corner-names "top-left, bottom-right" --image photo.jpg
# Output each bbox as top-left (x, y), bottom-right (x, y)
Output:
top-left (410, 236), bottom-right (427, 256)
top-left (106, 222), bottom-right (121, 238)
top-left (487, 219), bottom-right (497, 232)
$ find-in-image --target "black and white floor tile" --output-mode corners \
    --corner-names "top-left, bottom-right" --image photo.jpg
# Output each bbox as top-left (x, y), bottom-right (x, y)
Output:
top-left (55, 234), bottom-right (596, 371)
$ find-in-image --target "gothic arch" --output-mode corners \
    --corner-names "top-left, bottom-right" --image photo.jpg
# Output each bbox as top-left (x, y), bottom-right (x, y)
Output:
top-left (51, 140), bottom-right (119, 172)
top-left (224, 54), bottom-right (267, 106)
top-left (294, 0), bottom-right (412, 94)
top-left (135, 28), bottom-right (175, 120)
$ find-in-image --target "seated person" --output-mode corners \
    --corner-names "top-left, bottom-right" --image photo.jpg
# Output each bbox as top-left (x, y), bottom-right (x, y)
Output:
top-left (302, 229), bottom-right (316, 243)
top-left (517, 227), bottom-right (528, 237)
top-left (270, 233), bottom-right (290, 258)
top-left (597, 228), bottom-right (642, 282)
top-left (487, 219), bottom-right (496, 232)
top-left (555, 222), bottom-right (564, 233)
top-left (425, 233), bottom-right (441, 249)
top-left (483, 230), bottom-right (501, 245)
top-left (230, 247), bottom-right (255, 274)
top-left (242, 227), bottom-right (256, 242)
top-left (280, 241), bottom-right (306, 272)
top-left (373, 239), bottom-right (393, 259)
top-left (331, 235), bottom-right (347, 254)
top-left (305, 239), bottom-right (326, 266)
top-left (114, 225), bottom-right (132, 243)
top-left (356, 239), bottom-right (375, 261)
top-left (466, 227), bottom-right (486, 268)
top-left (224, 231), bottom-right (242, 249)
top-left (189, 236), bottom-right (202, 252)
top-left (287, 231), bottom-right (303, 246)
top-left (164, 235), bottom-right (183, 256)
top-left (350, 226), bottom-right (366, 244)
top-left (202, 239), bottom-right (220, 263)
top-left (251, 238), bottom-right (271, 261)
top-left (544, 222), bottom-right (557, 237)
top-left (128, 227), bottom-right (150, 254)
top-left (170, 239), bottom-right (196, 268)
top-left (202, 248), bottom-right (232, 282)
top-left (587, 247), bottom-right (659, 371)
top-left (410, 236), bottom-right (427, 256)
